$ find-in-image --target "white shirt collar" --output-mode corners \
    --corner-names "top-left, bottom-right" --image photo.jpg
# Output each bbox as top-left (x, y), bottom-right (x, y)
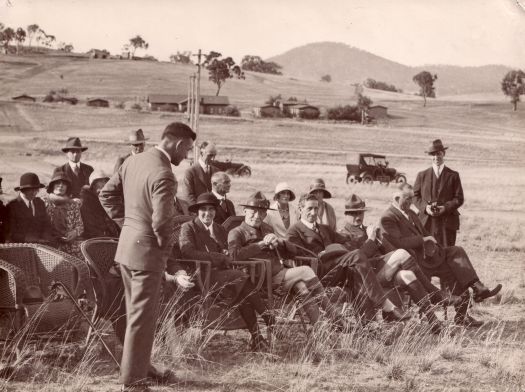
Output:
top-left (19, 192), bottom-right (32, 208)
top-left (212, 190), bottom-right (225, 200)
top-left (68, 161), bottom-right (80, 170)
top-left (432, 163), bottom-right (445, 178)
top-left (198, 158), bottom-right (208, 171)
top-left (155, 146), bottom-right (171, 162)
top-left (301, 218), bottom-right (316, 230)
top-left (393, 203), bottom-right (410, 220)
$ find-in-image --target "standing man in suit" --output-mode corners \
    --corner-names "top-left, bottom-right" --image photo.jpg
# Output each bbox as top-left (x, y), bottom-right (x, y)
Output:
top-left (211, 171), bottom-right (235, 225)
top-left (53, 137), bottom-right (94, 198)
top-left (380, 183), bottom-right (502, 328)
top-left (414, 139), bottom-right (464, 246)
top-left (99, 122), bottom-right (196, 392)
top-left (180, 141), bottom-right (218, 204)
top-left (113, 129), bottom-right (149, 174)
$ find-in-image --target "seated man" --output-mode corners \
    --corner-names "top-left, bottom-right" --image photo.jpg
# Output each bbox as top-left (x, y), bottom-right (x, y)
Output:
top-left (5, 172), bottom-right (54, 244)
top-left (287, 194), bottom-right (409, 323)
top-left (179, 192), bottom-right (274, 351)
top-left (228, 191), bottom-right (342, 328)
top-left (380, 183), bottom-right (502, 327)
top-left (210, 171), bottom-right (235, 225)
top-left (339, 194), bottom-right (460, 334)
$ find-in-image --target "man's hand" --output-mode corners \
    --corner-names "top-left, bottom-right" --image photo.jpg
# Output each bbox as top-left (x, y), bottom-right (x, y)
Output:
top-left (366, 224), bottom-right (381, 242)
top-left (426, 205), bottom-right (445, 217)
top-left (263, 233), bottom-right (280, 249)
top-left (423, 236), bottom-right (437, 244)
top-left (165, 270), bottom-right (194, 291)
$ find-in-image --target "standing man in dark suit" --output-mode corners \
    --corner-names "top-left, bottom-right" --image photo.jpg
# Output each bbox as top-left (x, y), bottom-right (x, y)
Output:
top-left (99, 122), bottom-right (195, 392)
top-left (380, 183), bottom-right (502, 328)
top-left (113, 129), bottom-right (149, 174)
top-left (180, 141), bottom-right (218, 204)
top-left (53, 137), bottom-right (94, 198)
top-left (414, 139), bottom-right (464, 246)
top-left (211, 171), bottom-right (235, 225)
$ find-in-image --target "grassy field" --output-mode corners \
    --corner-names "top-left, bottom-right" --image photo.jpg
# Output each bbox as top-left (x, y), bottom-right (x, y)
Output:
top-left (0, 53), bottom-right (524, 391)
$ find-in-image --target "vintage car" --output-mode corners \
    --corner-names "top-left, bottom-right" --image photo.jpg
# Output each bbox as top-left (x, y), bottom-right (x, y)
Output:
top-left (346, 153), bottom-right (406, 185)
top-left (212, 159), bottom-right (252, 177)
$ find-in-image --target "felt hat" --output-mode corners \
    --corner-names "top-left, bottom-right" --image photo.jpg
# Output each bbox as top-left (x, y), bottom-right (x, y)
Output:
top-left (188, 192), bottom-right (219, 213)
top-left (308, 178), bottom-right (332, 199)
top-left (89, 169), bottom-right (110, 186)
top-left (273, 182), bottom-right (296, 201)
top-left (128, 128), bottom-right (148, 145)
top-left (15, 172), bottom-right (45, 191)
top-left (425, 139), bottom-right (448, 155)
top-left (344, 194), bottom-right (370, 213)
top-left (239, 191), bottom-right (276, 210)
top-left (61, 137), bottom-right (88, 152)
top-left (46, 171), bottom-right (72, 194)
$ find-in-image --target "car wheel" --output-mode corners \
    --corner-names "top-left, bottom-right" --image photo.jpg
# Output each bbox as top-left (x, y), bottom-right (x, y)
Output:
top-left (347, 175), bottom-right (359, 184)
top-left (362, 174), bottom-right (373, 184)
top-left (395, 175), bottom-right (407, 184)
top-left (238, 166), bottom-right (251, 177)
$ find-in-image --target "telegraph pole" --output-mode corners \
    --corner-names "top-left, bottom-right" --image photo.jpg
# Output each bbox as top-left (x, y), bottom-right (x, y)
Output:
top-left (190, 49), bottom-right (203, 162)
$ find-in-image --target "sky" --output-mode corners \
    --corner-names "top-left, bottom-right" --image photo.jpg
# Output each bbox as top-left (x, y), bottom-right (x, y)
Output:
top-left (1, 0), bottom-right (525, 67)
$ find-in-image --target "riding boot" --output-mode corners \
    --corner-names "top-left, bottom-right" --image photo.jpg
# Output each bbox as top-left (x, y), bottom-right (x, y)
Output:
top-left (295, 285), bottom-right (321, 324)
top-left (305, 277), bottom-right (345, 330)
top-left (454, 292), bottom-right (483, 327)
top-left (406, 280), bottom-right (442, 334)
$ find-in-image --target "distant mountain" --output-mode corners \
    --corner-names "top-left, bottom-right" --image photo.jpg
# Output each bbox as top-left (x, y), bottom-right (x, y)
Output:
top-left (268, 42), bottom-right (511, 95)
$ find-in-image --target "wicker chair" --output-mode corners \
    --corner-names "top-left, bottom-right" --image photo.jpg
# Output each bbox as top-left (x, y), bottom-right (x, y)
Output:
top-left (0, 243), bottom-right (91, 343)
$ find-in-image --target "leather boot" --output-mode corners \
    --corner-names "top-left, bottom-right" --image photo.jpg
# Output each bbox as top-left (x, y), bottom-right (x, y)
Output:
top-left (249, 332), bottom-right (269, 352)
top-left (454, 292), bottom-right (483, 328)
top-left (406, 281), bottom-right (443, 334)
top-left (472, 281), bottom-right (502, 303)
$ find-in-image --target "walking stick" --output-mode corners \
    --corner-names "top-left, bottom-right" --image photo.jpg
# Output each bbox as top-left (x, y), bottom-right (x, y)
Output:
top-left (50, 281), bottom-right (121, 368)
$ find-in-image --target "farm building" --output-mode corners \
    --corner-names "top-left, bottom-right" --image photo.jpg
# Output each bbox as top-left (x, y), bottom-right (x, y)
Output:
top-left (87, 49), bottom-right (110, 59)
top-left (87, 98), bottom-right (109, 108)
top-left (200, 96), bottom-right (230, 115)
top-left (147, 94), bottom-right (188, 111)
top-left (289, 104), bottom-right (320, 119)
top-left (367, 105), bottom-right (388, 119)
top-left (254, 105), bottom-right (282, 117)
top-left (12, 94), bottom-right (36, 103)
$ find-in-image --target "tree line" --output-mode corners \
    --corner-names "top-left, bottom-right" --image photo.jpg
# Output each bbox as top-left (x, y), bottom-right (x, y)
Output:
top-left (0, 23), bottom-right (73, 54)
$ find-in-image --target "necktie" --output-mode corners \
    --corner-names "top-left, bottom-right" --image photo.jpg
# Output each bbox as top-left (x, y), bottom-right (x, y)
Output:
top-left (73, 164), bottom-right (80, 176)
top-left (220, 198), bottom-right (228, 212)
top-left (28, 200), bottom-right (35, 216)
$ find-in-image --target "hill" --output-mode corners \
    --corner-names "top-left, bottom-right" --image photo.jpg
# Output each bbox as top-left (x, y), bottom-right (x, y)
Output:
top-left (268, 42), bottom-right (511, 95)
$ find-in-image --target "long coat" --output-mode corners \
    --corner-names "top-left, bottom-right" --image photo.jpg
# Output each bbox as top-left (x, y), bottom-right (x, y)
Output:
top-left (99, 148), bottom-right (176, 272)
top-left (413, 166), bottom-right (464, 245)
top-left (180, 163), bottom-right (217, 205)
top-left (80, 186), bottom-right (120, 239)
top-left (5, 196), bottom-right (54, 243)
top-left (53, 162), bottom-right (94, 198)
top-left (264, 201), bottom-right (298, 238)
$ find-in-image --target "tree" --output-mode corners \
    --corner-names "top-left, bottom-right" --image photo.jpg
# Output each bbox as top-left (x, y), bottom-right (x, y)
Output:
top-left (14, 27), bottom-right (26, 54)
top-left (241, 55), bottom-right (282, 75)
top-left (128, 35), bottom-right (149, 57)
top-left (26, 24), bottom-right (38, 46)
top-left (321, 74), bottom-right (332, 82)
top-left (501, 70), bottom-right (525, 111)
top-left (412, 71), bottom-right (437, 107)
top-left (265, 94), bottom-right (282, 106)
top-left (357, 93), bottom-right (373, 110)
top-left (0, 27), bottom-right (15, 53)
top-left (58, 41), bottom-right (74, 53)
top-left (203, 51), bottom-right (244, 96)
top-left (170, 51), bottom-right (193, 64)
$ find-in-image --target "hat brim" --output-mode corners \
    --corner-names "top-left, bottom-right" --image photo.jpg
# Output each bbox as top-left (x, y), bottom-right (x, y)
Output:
top-left (129, 139), bottom-right (148, 145)
top-left (309, 188), bottom-right (332, 199)
top-left (62, 147), bottom-right (88, 153)
top-left (239, 204), bottom-right (277, 211)
top-left (47, 178), bottom-right (72, 194)
top-left (274, 189), bottom-right (296, 202)
top-left (425, 146), bottom-right (448, 154)
top-left (345, 207), bottom-right (370, 213)
top-left (188, 201), bottom-right (218, 214)
top-left (15, 184), bottom-right (45, 191)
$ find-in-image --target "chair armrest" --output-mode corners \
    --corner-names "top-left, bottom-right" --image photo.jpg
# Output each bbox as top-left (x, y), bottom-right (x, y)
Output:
top-left (175, 258), bottom-right (211, 295)
top-left (230, 259), bottom-right (267, 292)
top-left (0, 258), bottom-right (26, 309)
top-left (294, 256), bottom-right (318, 274)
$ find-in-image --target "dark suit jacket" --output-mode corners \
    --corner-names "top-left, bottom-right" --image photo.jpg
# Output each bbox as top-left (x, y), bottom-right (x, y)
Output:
top-left (53, 162), bottom-right (94, 198)
top-left (339, 224), bottom-right (396, 255)
top-left (174, 197), bottom-right (190, 216)
top-left (80, 186), bottom-right (120, 239)
top-left (113, 153), bottom-right (131, 174)
top-left (5, 196), bottom-right (54, 243)
top-left (99, 148), bottom-right (176, 272)
top-left (180, 163), bottom-right (217, 204)
top-left (0, 200), bottom-right (6, 243)
top-left (379, 205), bottom-right (427, 262)
top-left (213, 198), bottom-right (235, 225)
top-left (413, 166), bottom-right (464, 231)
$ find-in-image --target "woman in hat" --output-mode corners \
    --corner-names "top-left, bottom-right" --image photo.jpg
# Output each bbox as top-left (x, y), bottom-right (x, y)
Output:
top-left (308, 178), bottom-right (337, 231)
top-left (179, 192), bottom-right (275, 352)
top-left (80, 170), bottom-right (120, 239)
top-left (5, 172), bottom-right (54, 244)
top-left (44, 171), bottom-right (84, 258)
top-left (264, 182), bottom-right (298, 238)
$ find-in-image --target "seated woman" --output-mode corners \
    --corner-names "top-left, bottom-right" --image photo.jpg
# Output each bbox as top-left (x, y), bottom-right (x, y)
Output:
top-left (179, 192), bottom-right (275, 351)
top-left (44, 171), bottom-right (84, 259)
top-left (5, 172), bottom-right (54, 244)
top-left (264, 182), bottom-right (298, 238)
top-left (80, 170), bottom-right (120, 239)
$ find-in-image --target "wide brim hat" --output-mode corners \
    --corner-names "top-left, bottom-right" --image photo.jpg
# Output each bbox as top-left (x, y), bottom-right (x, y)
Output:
top-left (239, 191), bottom-right (276, 210)
top-left (308, 178), bottom-right (332, 199)
top-left (15, 172), bottom-right (45, 191)
top-left (61, 137), bottom-right (88, 152)
top-left (188, 192), bottom-right (219, 213)
top-left (344, 194), bottom-right (370, 212)
top-left (89, 169), bottom-right (110, 186)
top-left (46, 171), bottom-right (72, 194)
top-left (128, 128), bottom-right (148, 145)
top-left (273, 182), bottom-right (296, 201)
top-left (425, 139), bottom-right (448, 155)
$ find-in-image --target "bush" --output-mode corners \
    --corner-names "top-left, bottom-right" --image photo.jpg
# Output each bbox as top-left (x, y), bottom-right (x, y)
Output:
top-left (299, 109), bottom-right (320, 120)
top-left (327, 105), bottom-right (361, 121)
top-left (224, 105), bottom-right (240, 117)
top-left (131, 103), bottom-right (142, 111)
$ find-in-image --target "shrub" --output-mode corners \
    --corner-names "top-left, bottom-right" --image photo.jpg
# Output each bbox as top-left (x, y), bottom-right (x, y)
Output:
top-left (131, 103), bottom-right (142, 111)
top-left (326, 105), bottom-right (361, 121)
top-left (224, 105), bottom-right (240, 117)
top-left (299, 109), bottom-right (320, 120)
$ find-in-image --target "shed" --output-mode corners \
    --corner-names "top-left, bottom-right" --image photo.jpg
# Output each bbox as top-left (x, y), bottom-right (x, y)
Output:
top-left (87, 98), bottom-right (109, 108)
top-left (200, 96), bottom-right (230, 115)
top-left (147, 94), bottom-right (188, 111)
top-left (87, 49), bottom-right (110, 59)
top-left (367, 105), bottom-right (388, 119)
top-left (254, 105), bottom-right (282, 118)
top-left (290, 104), bottom-right (320, 119)
top-left (12, 94), bottom-right (36, 103)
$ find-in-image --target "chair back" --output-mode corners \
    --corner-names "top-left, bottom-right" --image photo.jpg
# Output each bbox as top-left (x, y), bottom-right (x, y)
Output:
top-left (222, 216), bottom-right (244, 233)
